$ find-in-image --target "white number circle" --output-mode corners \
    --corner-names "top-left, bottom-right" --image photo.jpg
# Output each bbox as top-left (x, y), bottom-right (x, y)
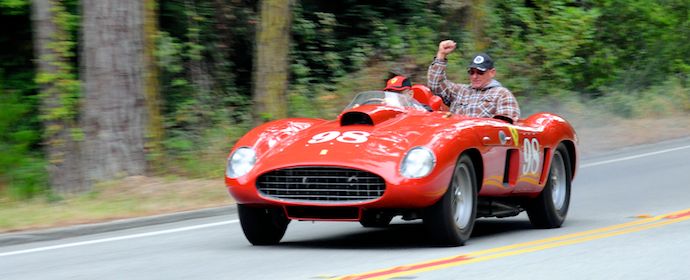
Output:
top-left (308, 131), bottom-right (370, 144)
top-left (308, 131), bottom-right (340, 144)
top-left (522, 138), bottom-right (541, 175)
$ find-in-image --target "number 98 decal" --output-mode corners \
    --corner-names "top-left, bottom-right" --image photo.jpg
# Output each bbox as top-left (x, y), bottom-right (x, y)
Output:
top-left (308, 131), bottom-right (370, 144)
top-left (522, 138), bottom-right (541, 175)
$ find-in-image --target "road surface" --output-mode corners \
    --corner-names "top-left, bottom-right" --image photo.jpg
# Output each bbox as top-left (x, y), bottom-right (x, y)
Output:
top-left (2, 138), bottom-right (690, 280)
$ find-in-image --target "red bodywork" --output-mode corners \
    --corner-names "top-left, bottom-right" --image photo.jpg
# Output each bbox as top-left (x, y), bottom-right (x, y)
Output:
top-left (225, 91), bottom-right (578, 221)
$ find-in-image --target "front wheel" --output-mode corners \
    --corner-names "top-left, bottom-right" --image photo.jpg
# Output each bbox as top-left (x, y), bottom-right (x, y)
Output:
top-left (424, 154), bottom-right (477, 246)
top-left (526, 144), bottom-right (572, 228)
top-left (238, 204), bottom-right (290, 245)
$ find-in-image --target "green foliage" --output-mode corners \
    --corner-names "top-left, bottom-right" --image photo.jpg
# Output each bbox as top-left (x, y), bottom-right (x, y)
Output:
top-left (0, 0), bottom-right (28, 15)
top-left (2, 0), bottom-right (690, 198)
top-left (0, 89), bottom-right (47, 199)
top-left (0, 3), bottom-right (47, 199)
top-left (583, 0), bottom-right (690, 92)
top-left (289, 0), bottom-right (444, 117)
top-left (488, 0), bottom-right (599, 97)
top-left (157, 0), bottom-right (255, 177)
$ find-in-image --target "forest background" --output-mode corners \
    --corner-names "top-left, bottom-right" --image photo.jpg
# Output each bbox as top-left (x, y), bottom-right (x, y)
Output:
top-left (1, 0), bottom-right (689, 230)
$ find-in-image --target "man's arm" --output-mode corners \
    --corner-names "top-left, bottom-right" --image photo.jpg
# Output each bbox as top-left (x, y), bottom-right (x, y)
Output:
top-left (427, 40), bottom-right (463, 106)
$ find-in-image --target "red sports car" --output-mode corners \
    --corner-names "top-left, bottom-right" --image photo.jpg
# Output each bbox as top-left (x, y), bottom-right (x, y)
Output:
top-left (225, 87), bottom-right (578, 246)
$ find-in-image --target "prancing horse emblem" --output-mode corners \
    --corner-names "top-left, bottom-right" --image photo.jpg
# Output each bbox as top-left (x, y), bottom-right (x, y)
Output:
top-left (347, 175), bottom-right (358, 185)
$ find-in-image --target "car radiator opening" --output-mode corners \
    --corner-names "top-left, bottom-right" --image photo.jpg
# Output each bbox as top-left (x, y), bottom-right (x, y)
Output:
top-left (256, 167), bottom-right (386, 203)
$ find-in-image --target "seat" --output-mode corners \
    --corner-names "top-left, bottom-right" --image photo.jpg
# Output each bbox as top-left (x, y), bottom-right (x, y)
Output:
top-left (411, 84), bottom-right (448, 111)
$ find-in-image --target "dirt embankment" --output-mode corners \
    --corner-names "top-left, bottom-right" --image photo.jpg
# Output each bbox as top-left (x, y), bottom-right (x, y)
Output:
top-left (568, 116), bottom-right (690, 157)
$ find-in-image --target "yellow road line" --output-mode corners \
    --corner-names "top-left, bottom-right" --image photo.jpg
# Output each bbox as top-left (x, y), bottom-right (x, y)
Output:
top-left (335, 208), bottom-right (690, 280)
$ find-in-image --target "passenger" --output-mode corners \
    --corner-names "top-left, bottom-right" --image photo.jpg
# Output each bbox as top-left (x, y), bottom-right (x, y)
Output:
top-left (427, 40), bottom-right (520, 123)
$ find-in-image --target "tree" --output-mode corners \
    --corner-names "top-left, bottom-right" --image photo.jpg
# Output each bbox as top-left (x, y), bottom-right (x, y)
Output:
top-left (80, 0), bottom-right (147, 185)
top-left (143, 0), bottom-right (163, 172)
top-left (252, 0), bottom-right (293, 125)
top-left (32, 0), bottom-right (85, 193)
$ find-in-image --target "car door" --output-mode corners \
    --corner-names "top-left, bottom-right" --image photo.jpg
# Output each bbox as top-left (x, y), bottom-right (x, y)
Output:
top-left (474, 119), bottom-right (520, 196)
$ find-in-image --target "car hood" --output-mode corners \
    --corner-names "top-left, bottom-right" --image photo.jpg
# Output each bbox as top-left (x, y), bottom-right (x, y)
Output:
top-left (249, 108), bottom-right (455, 177)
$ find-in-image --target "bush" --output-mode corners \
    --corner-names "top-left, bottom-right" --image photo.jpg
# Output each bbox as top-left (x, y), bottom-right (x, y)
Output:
top-left (0, 91), bottom-right (47, 199)
top-left (595, 78), bottom-right (690, 118)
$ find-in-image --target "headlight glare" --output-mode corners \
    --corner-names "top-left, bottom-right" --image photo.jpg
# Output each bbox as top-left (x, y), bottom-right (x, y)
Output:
top-left (226, 147), bottom-right (257, 178)
top-left (400, 147), bottom-right (436, 178)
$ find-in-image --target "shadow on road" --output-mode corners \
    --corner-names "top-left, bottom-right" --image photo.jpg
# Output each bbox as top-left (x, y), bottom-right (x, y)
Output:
top-left (278, 218), bottom-right (534, 249)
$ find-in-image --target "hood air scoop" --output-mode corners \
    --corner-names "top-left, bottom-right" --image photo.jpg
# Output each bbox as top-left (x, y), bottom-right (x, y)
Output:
top-left (339, 106), bottom-right (404, 126)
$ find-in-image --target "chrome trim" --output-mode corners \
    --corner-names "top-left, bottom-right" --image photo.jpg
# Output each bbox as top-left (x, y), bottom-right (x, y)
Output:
top-left (257, 167), bottom-right (386, 203)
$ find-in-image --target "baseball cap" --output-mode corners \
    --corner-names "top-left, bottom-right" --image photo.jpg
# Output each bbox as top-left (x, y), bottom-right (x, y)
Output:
top-left (384, 76), bottom-right (412, 91)
top-left (468, 53), bottom-right (494, 71)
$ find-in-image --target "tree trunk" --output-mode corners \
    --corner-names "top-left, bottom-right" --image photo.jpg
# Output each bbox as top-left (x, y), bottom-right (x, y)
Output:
top-left (81, 0), bottom-right (147, 183)
top-left (143, 0), bottom-right (163, 172)
top-left (252, 0), bottom-right (293, 125)
top-left (32, 0), bottom-right (86, 193)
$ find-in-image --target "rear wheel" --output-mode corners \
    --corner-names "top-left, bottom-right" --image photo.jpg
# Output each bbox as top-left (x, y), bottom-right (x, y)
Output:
top-left (238, 204), bottom-right (290, 245)
top-left (526, 144), bottom-right (572, 228)
top-left (424, 154), bottom-right (477, 246)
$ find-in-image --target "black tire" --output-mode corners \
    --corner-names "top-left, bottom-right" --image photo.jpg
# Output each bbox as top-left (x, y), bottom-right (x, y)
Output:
top-left (359, 211), bottom-right (393, 228)
top-left (237, 204), bottom-right (290, 245)
top-left (526, 144), bottom-right (572, 228)
top-left (424, 154), bottom-right (478, 246)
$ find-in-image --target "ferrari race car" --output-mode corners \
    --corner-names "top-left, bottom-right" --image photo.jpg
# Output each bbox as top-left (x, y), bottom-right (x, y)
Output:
top-left (225, 86), bottom-right (578, 246)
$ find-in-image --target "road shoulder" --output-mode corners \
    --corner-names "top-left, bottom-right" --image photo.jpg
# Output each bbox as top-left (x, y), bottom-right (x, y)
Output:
top-left (0, 205), bottom-right (236, 247)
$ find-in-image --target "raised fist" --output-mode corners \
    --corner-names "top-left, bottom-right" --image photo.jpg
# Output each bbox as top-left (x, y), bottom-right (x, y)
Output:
top-left (437, 40), bottom-right (457, 60)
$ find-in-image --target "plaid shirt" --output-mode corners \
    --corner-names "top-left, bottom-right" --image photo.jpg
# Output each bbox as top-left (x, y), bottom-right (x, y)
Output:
top-left (428, 58), bottom-right (520, 122)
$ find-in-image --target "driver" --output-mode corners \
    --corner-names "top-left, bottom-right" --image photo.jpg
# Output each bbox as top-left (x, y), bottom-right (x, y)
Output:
top-left (384, 76), bottom-right (432, 111)
top-left (384, 75), bottom-right (414, 96)
top-left (428, 40), bottom-right (520, 123)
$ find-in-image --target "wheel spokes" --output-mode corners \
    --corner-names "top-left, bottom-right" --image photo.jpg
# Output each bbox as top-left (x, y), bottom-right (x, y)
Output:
top-left (550, 153), bottom-right (567, 210)
top-left (453, 164), bottom-right (472, 229)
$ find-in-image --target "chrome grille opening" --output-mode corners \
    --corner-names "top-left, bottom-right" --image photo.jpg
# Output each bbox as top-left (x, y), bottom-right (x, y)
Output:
top-left (257, 167), bottom-right (386, 202)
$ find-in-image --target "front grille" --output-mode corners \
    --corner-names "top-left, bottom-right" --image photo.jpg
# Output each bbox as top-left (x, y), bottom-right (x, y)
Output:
top-left (257, 167), bottom-right (386, 202)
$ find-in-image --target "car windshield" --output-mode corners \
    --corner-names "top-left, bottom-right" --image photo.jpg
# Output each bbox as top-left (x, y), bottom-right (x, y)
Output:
top-left (343, 91), bottom-right (429, 112)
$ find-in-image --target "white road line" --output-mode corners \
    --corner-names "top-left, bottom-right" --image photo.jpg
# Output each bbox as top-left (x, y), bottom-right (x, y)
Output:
top-left (0, 220), bottom-right (238, 257)
top-left (581, 144), bottom-right (690, 168)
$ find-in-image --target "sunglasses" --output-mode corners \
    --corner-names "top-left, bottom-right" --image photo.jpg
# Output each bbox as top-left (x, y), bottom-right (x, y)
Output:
top-left (467, 69), bottom-right (487, 75)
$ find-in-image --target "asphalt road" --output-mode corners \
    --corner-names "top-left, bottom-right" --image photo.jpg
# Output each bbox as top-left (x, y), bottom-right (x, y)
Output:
top-left (2, 138), bottom-right (690, 280)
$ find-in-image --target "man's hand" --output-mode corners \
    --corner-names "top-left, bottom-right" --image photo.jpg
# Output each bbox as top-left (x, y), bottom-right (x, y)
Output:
top-left (436, 40), bottom-right (457, 60)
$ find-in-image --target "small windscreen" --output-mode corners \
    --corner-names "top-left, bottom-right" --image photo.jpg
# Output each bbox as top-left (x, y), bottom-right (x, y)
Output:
top-left (343, 91), bottom-right (428, 112)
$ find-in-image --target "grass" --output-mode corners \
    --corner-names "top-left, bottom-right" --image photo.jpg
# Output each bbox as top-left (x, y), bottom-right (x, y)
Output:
top-left (0, 176), bottom-right (234, 233)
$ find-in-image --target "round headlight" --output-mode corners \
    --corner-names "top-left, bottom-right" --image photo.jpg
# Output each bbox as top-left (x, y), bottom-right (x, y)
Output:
top-left (400, 147), bottom-right (436, 178)
top-left (226, 147), bottom-right (257, 178)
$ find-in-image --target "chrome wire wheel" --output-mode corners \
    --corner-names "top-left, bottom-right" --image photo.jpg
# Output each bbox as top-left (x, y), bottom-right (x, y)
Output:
top-left (550, 152), bottom-right (567, 211)
top-left (452, 164), bottom-right (473, 230)
top-left (526, 144), bottom-right (572, 229)
top-left (424, 153), bottom-right (477, 246)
